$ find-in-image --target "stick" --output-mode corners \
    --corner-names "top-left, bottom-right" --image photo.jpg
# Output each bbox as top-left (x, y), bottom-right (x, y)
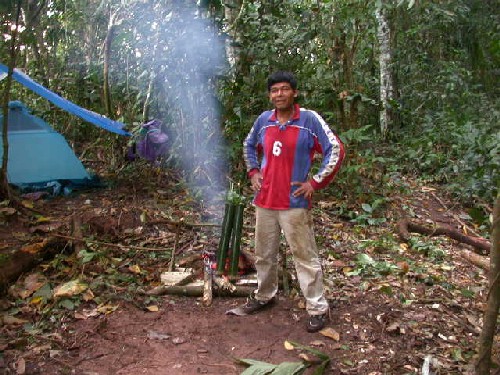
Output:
top-left (397, 219), bottom-right (491, 251)
top-left (144, 284), bottom-right (254, 297)
top-left (53, 234), bottom-right (172, 253)
top-left (202, 268), bottom-right (213, 306)
top-left (168, 223), bottom-right (180, 271)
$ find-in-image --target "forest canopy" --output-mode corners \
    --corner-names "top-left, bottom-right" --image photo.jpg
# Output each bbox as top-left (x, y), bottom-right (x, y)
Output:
top-left (1, 0), bottom-right (498, 207)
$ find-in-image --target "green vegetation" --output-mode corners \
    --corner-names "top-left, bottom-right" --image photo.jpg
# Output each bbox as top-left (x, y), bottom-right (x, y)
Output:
top-left (1, 0), bottom-right (497, 208)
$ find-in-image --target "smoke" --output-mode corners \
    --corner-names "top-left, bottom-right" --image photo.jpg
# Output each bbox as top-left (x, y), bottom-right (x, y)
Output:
top-left (132, 1), bottom-right (228, 204)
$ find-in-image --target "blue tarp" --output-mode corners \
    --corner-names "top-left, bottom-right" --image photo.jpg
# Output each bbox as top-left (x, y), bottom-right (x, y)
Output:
top-left (0, 63), bottom-right (130, 136)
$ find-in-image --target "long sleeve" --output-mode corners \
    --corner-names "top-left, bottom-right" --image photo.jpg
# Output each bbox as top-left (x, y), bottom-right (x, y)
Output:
top-left (308, 111), bottom-right (345, 190)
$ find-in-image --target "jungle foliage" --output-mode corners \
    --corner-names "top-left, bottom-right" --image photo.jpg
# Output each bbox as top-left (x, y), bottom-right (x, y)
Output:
top-left (1, 0), bottom-right (498, 206)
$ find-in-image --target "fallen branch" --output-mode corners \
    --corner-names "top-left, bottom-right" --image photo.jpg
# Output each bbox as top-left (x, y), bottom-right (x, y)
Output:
top-left (398, 219), bottom-right (491, 251)
top-left (53, 234), bottom-right (172, 253)
top-left (144, 284), bottom-right (254, 297)
top-left (0, 237), bottom-right (69, 293)
top-left (147, 218), bottom-right (254, 230)
top-left (460, 249), bottom-right (490, 271)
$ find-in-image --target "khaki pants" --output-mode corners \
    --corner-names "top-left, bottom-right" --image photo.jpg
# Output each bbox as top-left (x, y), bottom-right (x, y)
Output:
top-left (254, 207), bottom-right (329, 315)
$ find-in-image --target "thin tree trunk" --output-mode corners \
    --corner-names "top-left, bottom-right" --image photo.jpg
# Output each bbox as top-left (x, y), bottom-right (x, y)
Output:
top-left (142, 16), bottom-right (161, 123)
top-left (103, 10), bottom-right (118, 119)
top-left (224, 0), bottom-right (244, 68)
top-left (375, 2), bottom-right (394, 139)
top-left (475, 194), bottom-right (500, 374)
top-left (1, 0), bottom-right (22, 200)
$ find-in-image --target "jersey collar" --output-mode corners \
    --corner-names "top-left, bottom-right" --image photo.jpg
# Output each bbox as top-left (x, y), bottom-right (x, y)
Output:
top-left (268, 104), bottom-right (301, 122)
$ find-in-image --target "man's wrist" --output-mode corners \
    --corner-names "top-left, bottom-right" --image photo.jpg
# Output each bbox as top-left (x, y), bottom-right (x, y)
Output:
top-left (248, 168), bottom-right (260, 178)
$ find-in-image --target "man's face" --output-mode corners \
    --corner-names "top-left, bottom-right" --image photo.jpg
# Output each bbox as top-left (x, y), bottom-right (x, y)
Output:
top-left (269, 82), bottom-right (297, 111)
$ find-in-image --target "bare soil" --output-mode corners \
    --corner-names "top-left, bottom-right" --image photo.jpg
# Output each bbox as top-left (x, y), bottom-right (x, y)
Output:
top-left (0, 168), bottom-right (498, 375)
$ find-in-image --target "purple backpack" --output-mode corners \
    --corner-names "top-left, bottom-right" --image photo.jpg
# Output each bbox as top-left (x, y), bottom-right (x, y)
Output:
top-left (128, 120), bottom-right (169, 163)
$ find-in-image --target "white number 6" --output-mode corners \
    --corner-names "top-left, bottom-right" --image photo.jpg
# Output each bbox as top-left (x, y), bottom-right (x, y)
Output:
top-left (272, 141), bottom-right (282, 156)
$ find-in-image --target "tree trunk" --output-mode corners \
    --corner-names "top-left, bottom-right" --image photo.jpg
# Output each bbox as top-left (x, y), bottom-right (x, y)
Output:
top-left (103, 9), bottom-right (118, 119)
top-left (475, 194), bottom-right (500, 374)
top-left (375, 2), bottom-right (395, 139)
top-left (223, 0), bottom-right (244, 68)
top-left (0, 0), bottom-right (22, 201)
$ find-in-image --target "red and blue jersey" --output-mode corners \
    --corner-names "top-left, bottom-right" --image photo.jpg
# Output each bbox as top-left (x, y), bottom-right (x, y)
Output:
top-left (243, 104), bottom-right (345, 210)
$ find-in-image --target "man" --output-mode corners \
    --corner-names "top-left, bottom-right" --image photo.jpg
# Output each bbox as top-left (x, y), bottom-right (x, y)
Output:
top-left (240, 71), bottom-right (345, 332)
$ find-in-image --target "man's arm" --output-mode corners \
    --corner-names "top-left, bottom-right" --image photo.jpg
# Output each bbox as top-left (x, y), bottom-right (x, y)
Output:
top-left (243, 119), bottom-right (262, 175)
top-left (308, 112), bottom-right (345, 190)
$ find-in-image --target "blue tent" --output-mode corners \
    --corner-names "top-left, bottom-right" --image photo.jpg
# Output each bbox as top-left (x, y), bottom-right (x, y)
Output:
top-left (0, 101), bottom-right (91, 186)
top-left (0, 63), bottom-right (130, 190)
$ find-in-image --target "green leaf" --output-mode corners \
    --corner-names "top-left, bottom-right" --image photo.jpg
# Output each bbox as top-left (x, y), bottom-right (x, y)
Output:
top-left (460, 288), bottom-right (475, 298)
top-left (285, 341), bottom-right (330, 362)
top-left (361, 203), bottom-right (372, 213)
top-left (78, 250), bottom-right (96, 264)
top-left (59, 299), bottom-right (75, 310)
top-left (356, 253), bottom-right (375, 266)
top-left (238, 359), bottom-right (276, 375)
top-left (451, 348), bottom-right (464, 362)
top-left (311, 360), bottom-right (330, 375)
top-left (272, 362), bottom-right (308, 374)
top-left (32, 283), bottom-right (53, 300)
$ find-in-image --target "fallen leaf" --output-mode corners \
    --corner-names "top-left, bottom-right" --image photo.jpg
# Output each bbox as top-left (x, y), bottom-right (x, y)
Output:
top-left (172, 337), bottom-right (185, 345)
top-left (29, 222), bottom-right (63, 233)
top-left (16, 357), bottom-right (26, 375)
top-left (29, 296), bottom-right (44, 306)
top-left (49, 350), bottom-right (62, 358)
top-left (146, 305), bottom-right (159, 312)
top-left (34, 215), bottom-right (52, 223)
top-left (82, 289), bottom-right (95, 302)
top-left (31, 344), bottom-right (51, 354)
top-left (397, 261), bottom-right (409, 274)
top-left (129, 265), bottom-right (142, 274)
top-left (0, 207), bottom-right (17, 215)
top-left (20, 241), bottom-right (45, 255)
top-left (19, 273), bottom-right (48, 299)
top-left (331, 260), bottom-right (347, 268)
top-left (284, 341), bottom-right (295, 350)
top-left (147, 331), bottom-right (171, 341)
top-left (309, 340), bottom-right (326, 347)
top-left (298, 353), bottom-right (313, 362)
top-left (96, 303), bottom-right (119, 315)
top-left (319, 327), bottom-right (340, 341)
top-left (53, 280), bottom-right (88, 298)
top-left (2, 314), bottom-right (29, 325)
top-left (386, 322), bottom-right (400, 333)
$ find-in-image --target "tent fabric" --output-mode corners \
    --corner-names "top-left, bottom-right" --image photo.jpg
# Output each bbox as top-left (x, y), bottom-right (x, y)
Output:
top-left (0, 63), bottom-right (129, 136)
top-left (0, 101), bottom-right (91, 186)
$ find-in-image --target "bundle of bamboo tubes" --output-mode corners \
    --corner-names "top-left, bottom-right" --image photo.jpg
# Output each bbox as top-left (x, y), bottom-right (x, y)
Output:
top-left (216, 187), bottom-right (247, 280)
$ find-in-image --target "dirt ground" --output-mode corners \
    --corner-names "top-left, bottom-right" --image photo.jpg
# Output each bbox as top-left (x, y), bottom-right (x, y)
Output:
top-left (0, 167), bottom-right (498, 375)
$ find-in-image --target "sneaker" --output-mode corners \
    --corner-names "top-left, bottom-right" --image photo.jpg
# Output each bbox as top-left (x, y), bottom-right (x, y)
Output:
top-left (240, 293), bottom-right (275, 315)
top-left (306, 313), bottom-right (327, 333)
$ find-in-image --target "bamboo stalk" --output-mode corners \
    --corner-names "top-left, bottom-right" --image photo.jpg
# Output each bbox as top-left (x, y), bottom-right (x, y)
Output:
top-left (216, 203), bottom-right (235, 275)
top-left (229, 204), bottom-right (245, 279)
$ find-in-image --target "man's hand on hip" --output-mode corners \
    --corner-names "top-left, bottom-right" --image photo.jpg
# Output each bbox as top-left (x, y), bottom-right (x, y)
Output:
top-left (291, 181), bottom-right (314, 199)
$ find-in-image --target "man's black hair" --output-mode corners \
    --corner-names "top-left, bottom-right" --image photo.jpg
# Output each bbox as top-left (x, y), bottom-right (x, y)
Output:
top-left (267, 71), bottom-right (298, 91)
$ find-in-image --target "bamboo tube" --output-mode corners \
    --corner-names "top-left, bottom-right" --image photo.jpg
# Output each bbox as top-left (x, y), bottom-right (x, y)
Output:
top-left (229, 204), bottom-right (245, 279)
top-left (216, 203), bottom-right (235, 275)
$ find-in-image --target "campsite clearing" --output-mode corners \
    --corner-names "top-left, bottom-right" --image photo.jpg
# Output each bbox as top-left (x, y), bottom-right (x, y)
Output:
top-left (0, 166), bottom-right (497, 374)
